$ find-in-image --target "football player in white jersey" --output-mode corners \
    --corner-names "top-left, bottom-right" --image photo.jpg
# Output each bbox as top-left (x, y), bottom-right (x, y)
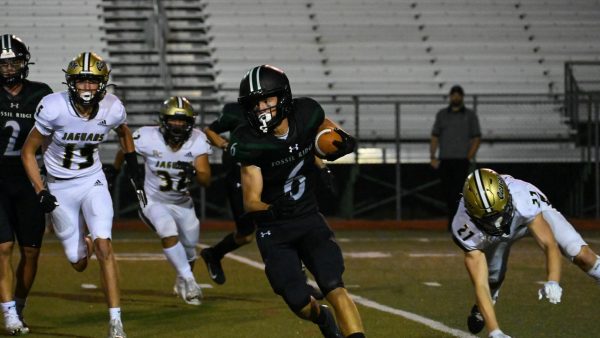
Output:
top-left (21, 52), bottom-right (145, 338)
top-left (113, 96), bottom-right (211, 305)
top-left (451, 168), bottom-right (600, 338)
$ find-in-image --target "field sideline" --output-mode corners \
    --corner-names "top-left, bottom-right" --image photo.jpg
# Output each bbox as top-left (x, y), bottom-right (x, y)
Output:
top-left (9, 228), bottom-right (600, 337)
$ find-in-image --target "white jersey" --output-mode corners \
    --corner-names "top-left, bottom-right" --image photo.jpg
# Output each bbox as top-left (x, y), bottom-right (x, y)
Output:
top-left (452, 175), bottom-right (553, 251)
top-left (133, 126), bottom-right (212, 204)
top-left (34, 91), bottom-right (126, 179)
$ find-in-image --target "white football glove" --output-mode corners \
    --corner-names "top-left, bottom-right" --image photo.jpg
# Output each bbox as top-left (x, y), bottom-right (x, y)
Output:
top-left (538, 281), bottom-right (562, 304)
top-left (489, 329), bottom-right (512, 338)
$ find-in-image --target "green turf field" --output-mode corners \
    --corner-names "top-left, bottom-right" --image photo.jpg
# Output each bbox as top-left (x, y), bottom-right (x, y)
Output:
top-left (10, 229), bottom-right (600, 337)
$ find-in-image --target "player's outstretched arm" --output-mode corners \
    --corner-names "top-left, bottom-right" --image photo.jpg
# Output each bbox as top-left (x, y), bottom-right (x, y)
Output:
top-left (203, 126), bottom-right (228, 150)
top-left (21, 127), bottom-right (46, 194)
top-left (529, 214), bottom-right (562, 303)
top-left (464, 249), bottom-right (503, 335)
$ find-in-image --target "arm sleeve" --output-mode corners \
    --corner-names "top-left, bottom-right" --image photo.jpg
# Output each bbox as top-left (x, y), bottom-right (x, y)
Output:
top-left (230, 128), bottom-right (262, 166)
top-left (34, 97), bottom-right (57, 136)
top-left (132, 128), bottom-right (146, 155)
top-left (114, 101), bottom-right (127, 127)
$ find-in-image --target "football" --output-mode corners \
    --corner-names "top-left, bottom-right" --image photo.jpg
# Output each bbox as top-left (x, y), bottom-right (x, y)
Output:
top-left (315, 128), bottom-right (342, 157)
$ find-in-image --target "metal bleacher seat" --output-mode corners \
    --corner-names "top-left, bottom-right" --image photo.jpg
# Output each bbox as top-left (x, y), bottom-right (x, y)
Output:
top-left (202, 0), bottom-right (595, 162)
top-left (3, 0), bottom-right (105, 92)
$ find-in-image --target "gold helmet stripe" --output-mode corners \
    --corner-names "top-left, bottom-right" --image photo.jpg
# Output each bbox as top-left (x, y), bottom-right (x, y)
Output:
top-left (474, 169), bottom-right (492, 213)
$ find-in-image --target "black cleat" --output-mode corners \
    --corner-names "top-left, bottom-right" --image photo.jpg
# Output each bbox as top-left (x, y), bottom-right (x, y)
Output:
top-left (317, 305), bottom-right (343, 338)
top-left (200, 248), bottom-right (225, 285)
top-left (467, 304), bottom-right (485, 334)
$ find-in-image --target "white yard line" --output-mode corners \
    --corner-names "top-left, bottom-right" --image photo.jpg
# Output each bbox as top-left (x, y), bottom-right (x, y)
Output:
top-left (200, 244), bottom-right (477, 338)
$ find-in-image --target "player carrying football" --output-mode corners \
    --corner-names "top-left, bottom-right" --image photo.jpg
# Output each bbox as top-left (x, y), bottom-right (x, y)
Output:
top-left (452, 168), bottom-right (600, 338)
top-left (230, 65), bottom-right (365, 338)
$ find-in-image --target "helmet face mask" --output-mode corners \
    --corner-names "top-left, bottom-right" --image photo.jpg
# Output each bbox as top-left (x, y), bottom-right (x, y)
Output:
top-left (0, 34), bottom-right (30, 86)
top-left (64, 52), bottom-right (110, 107)
top-left (159, 96), bottom-right (196, 145)
top-left (238, 65), bottom-right (292, 134)
top-left (463, 168), bottom-right (514, 236)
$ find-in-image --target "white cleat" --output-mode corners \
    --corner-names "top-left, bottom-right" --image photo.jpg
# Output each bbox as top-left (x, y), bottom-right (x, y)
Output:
top-left (174, 276), bottom-right (202, 305)
top-left (107, 318), bottom-right (126, 338)
top-left (4, 313), bottom-right (29, 336)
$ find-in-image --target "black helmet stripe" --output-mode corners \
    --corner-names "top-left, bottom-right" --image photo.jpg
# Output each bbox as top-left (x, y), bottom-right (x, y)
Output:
top-left (177, 96), bottom-right (183, 108)
top-left (474, 169), bottom-right (492, 213)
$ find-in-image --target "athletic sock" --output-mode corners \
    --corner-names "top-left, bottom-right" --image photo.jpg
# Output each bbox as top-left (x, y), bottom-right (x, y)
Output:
top-left (163, 242), bottom-right (194, 279)
top-left (14, 298), bottom-right (25, 318)
top-left (109, 307), bottom-right (121, 321)
top-left (211, 233), bottom-right (241, 259)
top-left (1, 301), bottom-right (18, 318)
top-left (587, 255), bottom-right (600, 284)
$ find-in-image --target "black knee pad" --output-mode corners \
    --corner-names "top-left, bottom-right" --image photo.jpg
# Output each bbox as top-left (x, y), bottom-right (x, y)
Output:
top-left (318, 277), bottom-right (345, 296)
top-left (281, 282), bottom-right (313, 313)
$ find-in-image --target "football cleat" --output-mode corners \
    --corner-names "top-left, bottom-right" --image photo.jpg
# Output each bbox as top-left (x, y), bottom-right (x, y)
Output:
top-left (174, 276), bottom-right (202, 306)
top-left (317, 305), bottom-right (343, 338)
top-left (200, 248), bottom-right (226, 285)
top-left (107, 318), bottom-right (126, 338)
top-left (4, 312), bottom-right (29, 336)
top-left (467, 304), bottom-right (485, 334)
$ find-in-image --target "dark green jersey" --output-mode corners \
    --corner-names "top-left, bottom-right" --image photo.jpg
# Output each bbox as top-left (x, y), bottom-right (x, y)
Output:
top-left (209, 102), bottom-right (246, 169)
top-left (230, 97), bottom-right (325, 219)
top-left (0, 80), bottom-right (52, 177)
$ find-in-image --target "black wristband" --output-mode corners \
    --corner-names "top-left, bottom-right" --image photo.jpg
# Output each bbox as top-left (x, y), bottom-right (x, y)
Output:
top-left (123, 152), bottom-right (139, 179)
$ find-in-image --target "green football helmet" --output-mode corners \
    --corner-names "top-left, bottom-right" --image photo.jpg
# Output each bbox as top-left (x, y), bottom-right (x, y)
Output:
top-left (463, 168), bottom-right (514, 236)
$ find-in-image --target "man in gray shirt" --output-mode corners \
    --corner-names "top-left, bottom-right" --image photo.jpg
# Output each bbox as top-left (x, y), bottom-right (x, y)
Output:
top-left (430, 85), bottom-right (481, 229)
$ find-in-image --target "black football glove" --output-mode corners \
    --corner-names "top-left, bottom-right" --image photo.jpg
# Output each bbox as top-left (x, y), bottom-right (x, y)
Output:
top-left (38, 189), bottom-right (59, 213)
top-left (124, 152), bottom-right (147, 208)
top-left (319, 166), bottom-right (338, 197)
top-left (268, 192), bottom-right (296, 219)
top-left (325, 128), bottom-right (357, 161)
top-left (102, 164), bottom-right (118, 191)
top-left (176, 161), bottom-right (196, 180)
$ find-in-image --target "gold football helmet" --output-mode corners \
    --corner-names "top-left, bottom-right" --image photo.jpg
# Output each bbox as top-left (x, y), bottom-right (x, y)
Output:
top-left (64, 52), bottom-right (110, 106)
top-left (463, 168), bottom-right (514, 236)
top-left (159, 96), bottom-right (196, 144)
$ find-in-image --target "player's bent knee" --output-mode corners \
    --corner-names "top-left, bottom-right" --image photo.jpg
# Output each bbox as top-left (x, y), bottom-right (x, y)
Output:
top-left (71, 259), bottom-right (88, 272)
top-left (234, 232), bottom-right (254, 245)
top-left (93, 238), bottom-right (113, 261)
top-left (281, 282), bottom-right (313, 313)
top-left (317, 276), bottom-right (345, 296)
top-left (0, 242), bottom-right (13, 257)
top-left (20, 246), bottom-right (41, 260)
